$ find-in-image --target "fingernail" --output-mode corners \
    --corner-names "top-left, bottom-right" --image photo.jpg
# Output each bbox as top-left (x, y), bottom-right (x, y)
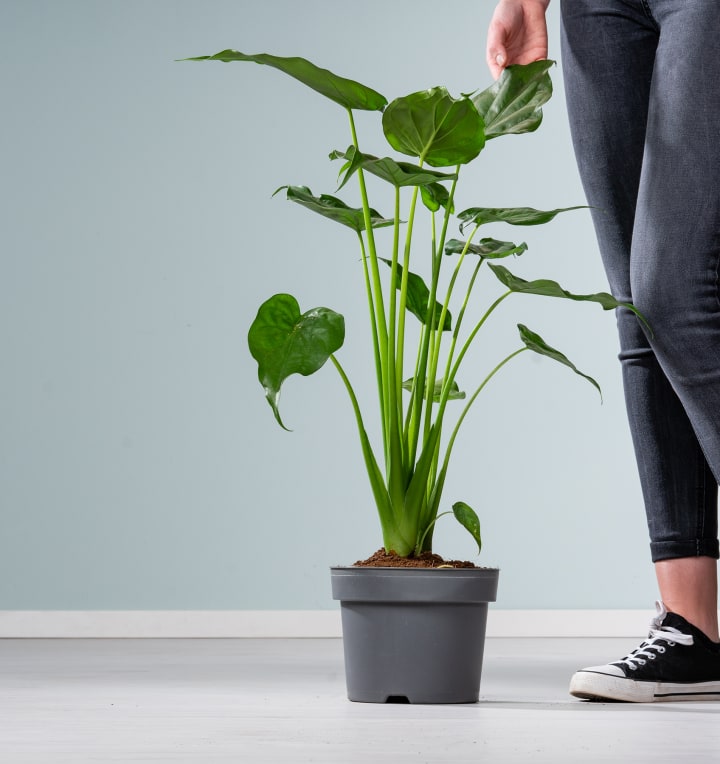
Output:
top-left (495, 53), bottom-right (505, 66)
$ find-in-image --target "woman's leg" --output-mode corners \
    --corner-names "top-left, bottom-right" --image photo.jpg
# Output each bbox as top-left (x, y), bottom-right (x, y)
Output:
top-left (561, 0), bottom-right (720, 700)
top-left (561, 0), bottom-right (719, 573)
top-left (630, 0), bottom-right (720, 642)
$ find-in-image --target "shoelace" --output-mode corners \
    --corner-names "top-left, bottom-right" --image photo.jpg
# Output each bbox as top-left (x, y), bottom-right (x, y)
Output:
top-left (617, 626), bottom-right (694, 671)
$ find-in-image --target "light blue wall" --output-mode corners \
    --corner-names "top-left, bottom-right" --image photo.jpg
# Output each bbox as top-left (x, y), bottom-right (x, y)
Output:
top-left (1, 0), bottom-right (659, 610)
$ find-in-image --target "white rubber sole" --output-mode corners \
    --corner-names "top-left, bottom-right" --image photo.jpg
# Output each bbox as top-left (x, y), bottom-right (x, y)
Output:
top-left (570, 670), bottom-right (720, 702)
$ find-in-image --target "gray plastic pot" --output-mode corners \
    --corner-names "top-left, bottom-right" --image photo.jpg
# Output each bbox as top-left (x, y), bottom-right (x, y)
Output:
top-left (330, 565), bottom-right (499, 704)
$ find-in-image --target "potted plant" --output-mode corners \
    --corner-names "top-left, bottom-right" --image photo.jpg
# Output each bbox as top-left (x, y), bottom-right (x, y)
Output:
top-left (182, 51), bottom-right (641, 703)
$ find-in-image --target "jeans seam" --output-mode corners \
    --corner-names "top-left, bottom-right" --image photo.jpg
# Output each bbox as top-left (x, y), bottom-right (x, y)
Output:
top-left (713, 237), bottom-right (720, 315)
top-left (640, 0), bottom-right (659, 29)
top-left (696, 446), bottom-right (707, 546)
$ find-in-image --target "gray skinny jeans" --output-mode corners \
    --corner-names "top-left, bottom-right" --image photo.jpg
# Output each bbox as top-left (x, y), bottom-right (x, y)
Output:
top-left (560, 0), bottom-right (720, 561)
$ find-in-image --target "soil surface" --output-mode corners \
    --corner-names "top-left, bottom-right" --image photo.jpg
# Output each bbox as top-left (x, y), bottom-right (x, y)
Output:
top-left (353, 548), bottom-right (477, 568)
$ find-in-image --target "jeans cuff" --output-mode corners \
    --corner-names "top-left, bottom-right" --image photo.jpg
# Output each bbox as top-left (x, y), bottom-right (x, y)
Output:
top-left (650, 539), bottom-right (720, 562)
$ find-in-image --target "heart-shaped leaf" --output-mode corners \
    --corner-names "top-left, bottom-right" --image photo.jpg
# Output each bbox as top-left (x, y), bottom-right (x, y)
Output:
top-left (473, 60), bottom-right (554, 139)
top-left (452, 502), bottom-right (481, 554)
top-left (380, 259), bottom-right (451, 331)
top-left (248, 294), bottom-right (345, 429)
top-left (444, 237), bottom-right (528, 259)
top-left (517, 324), bottom-right (601, 398)
top-left (458, 205), bottom-right (585, 232)
top-left (276, 185), bottom-right (393, 231)
top-left (181, 50), bottom-right (387, 112)
top-left (382, 87), bottom-right (485, 167)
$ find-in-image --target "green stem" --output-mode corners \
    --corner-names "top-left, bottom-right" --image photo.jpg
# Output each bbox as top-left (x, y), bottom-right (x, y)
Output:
top-left (348, 109), bottom-right (389, 449)
top-left (439, 347), bottom-right (528, 482)
top-left (400, 186), bottom-right (426, 471)
top-left (421, 171), bottom-right (460, 445)
top-left (329, 354), bottom-right (364, 432)
top-left (384, 185), bottom-right (407, 508)
top-left (425, 171), bottom-right (461, 365)
top-left (421, 210), bottom-right (440, 446)
top-left (356, 232), bottom-right (386, 447)
top-left (403, 322), bottom-right (427, 440)
top-left (441, 290), bottom-right (512, 413)
top-left (439, 227), bottom-right (484, 402)
top-left (418, 290), bottom-right (514, 527)
top-left (416, 511), bottom-right (451, 555)
top-left (387, 186), bottom-right (402, 460)
top-left (397, 186), bottom-right (420, 415)
top-left (424, 346), bottom-right (529, 536)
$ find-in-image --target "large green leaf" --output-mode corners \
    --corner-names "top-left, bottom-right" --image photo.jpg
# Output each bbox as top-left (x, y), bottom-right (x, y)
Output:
top-left (488, 263), bottom-right (640, 312)
top-left (248, 294), bottom-right (345, 429)
top-left (382, 87), bottom-right (485, 167)
top-left (420, 182), bottom-right (455, 213)
top-left (452, 502), bottom-right (482, 554)
top-left (181, 50), bottom-right (387, 111)
top-left (402, 377), bottom-right (466, 402)
top-left (380, 259), bottom-right (451, 331)
top-left (517, 324), bottom-right (601, 398)
top-left (275, 185), bottom-right (393, 231)
top-left (458, 205), bottom-right (585, 232)
top-left (473, 60), bottom-right (554, 139)
top-left (330, 147), bottom-right (456, 191)
top-left (444, 237), bottom-right (528, 259)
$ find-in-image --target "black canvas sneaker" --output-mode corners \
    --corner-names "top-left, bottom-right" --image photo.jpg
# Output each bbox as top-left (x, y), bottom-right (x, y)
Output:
top-left (569, 602), bottom-right (720, 702)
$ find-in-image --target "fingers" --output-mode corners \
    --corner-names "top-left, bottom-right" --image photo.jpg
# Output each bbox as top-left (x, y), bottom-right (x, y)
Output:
top-left (486, 0), bottom-right (550, 79)
top-left (486, 18), bottom-right (508, 79)
top-left (486, 4), bottom-right (515, 79)
top-left (487, 48), bottom-right (507, 80)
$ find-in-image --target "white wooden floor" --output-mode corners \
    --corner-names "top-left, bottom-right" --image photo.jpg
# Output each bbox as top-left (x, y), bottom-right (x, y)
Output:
top-left (2, 637), bottom-right (719, 763)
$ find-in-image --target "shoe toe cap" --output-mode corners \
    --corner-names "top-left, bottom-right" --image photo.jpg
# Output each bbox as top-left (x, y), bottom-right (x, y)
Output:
top-left (576, 664), bottom-right (625, 678)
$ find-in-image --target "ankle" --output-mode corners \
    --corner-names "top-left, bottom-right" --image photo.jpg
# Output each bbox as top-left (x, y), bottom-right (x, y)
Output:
top-left (667, 606), bottom-right (720, 644)
top-left (655, 557), bottom-right (719, 642)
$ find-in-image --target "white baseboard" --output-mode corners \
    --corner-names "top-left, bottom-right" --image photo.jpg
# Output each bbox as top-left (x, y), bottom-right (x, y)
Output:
top-left (0, 609), bottom-right (686, 638)
top-left (0, 611), bottom-right (340, 639)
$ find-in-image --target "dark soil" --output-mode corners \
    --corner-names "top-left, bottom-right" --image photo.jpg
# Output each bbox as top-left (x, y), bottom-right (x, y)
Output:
top-left (353, 547), bottom-right (477, 569)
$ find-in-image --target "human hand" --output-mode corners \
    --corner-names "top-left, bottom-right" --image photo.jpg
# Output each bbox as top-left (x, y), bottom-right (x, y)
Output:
top-left (486, 0), bottom-right (550, 79)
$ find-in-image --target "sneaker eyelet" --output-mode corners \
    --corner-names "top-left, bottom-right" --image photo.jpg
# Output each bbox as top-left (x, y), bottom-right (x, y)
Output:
top-left (648, 653), bottom-right (656, 660)
top-left (657, 646), bottom-right (666, 654)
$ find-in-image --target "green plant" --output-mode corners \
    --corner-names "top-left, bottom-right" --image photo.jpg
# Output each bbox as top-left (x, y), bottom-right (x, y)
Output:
top-left (183, 51), bottom-right (641, 559)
